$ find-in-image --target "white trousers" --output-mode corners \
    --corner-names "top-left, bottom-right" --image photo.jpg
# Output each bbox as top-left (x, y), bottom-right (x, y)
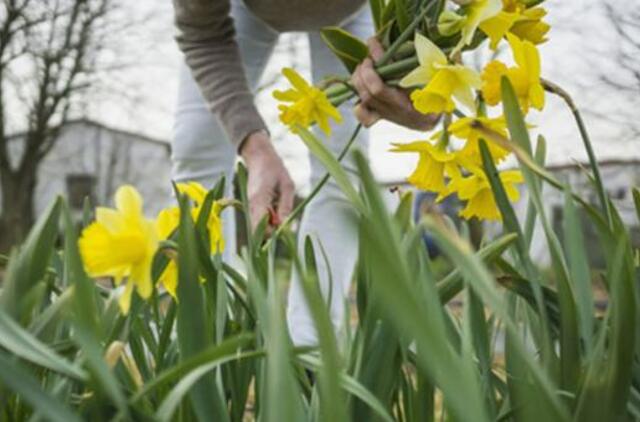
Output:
top-left (172, 0), bottom-right (373, 346)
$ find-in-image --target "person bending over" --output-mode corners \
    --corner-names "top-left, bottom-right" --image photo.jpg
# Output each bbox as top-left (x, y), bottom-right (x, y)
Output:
top-left (171, 0), bottom-right (438, 346)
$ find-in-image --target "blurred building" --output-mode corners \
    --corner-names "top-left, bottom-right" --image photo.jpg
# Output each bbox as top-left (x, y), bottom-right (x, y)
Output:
top-left (512, 160), bottom-right (640, 267)
top-left (1, 119), bottom-right (173, 219)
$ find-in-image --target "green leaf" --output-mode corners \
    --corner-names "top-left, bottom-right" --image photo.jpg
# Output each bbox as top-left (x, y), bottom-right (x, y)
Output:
top-left (61, 202), bottom-right (100, 335)
top-left (0, 352), bottom-right (82, 422)
top-left (295, 125), bottom-right (364, 212)
top-left (175, 194), bottom-right (229, 422)
top-left (155, 349), bottom-right (263, 422)
top-left (297, 353), bottom-right (395, 422)
top-left (394, 0), bottom-right (411, 32)
top-left (73, 324), bottom-right (129, 417)
top-left (287, 236), bottom-right (348, 421)
top-left (562, 187), bottom-right (594, 355)
top-left (425, 218), bottom-right (571, 421)
top-left (320, 27), bottom-right (369, 73)
top-left (436, 233), bottom-right (518, 304)
top-left (633, 188), bottom-right (640, 226)
top-left (369, 0), bottom-right (384, 31)
top-left (0, 309), bottom-right (86, 380)
top-left (0, 198), bottom-right (61, 321)
top-left (352, 150), bottom-right (491, 422)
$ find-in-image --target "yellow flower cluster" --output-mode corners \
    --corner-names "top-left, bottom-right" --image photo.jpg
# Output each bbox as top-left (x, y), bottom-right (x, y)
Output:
top-left (392, 116), bottom-right (522, 221)
top-left (395, 0), bottom-right (549, 221)
top-left (79, 183), bottom-right (225, 313)
top-left (268, 0), bottom-right (549, 221)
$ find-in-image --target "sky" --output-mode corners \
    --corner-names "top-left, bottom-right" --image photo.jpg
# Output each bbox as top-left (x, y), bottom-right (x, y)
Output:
top-left (83, 0), bottom-right (638, 193)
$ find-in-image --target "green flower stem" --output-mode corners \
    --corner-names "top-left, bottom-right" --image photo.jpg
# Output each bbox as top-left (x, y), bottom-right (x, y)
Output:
top-left (377, 0), bottom-right (439, 66)
top-left (261, 124), bottom-right (363, 252)
top-left (542, 78), bottom-right (613, 226)
top-left (325, 56), bottom-right (419, 106)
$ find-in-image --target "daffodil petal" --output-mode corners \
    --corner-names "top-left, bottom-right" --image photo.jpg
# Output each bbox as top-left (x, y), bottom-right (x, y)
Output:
top-left (415, 33), bottom-right (447, 68)
top-left (399, 66), bottom-right (433, 88)
top-left (118, 280), bottom-right (135, 314)
top-left (115, 185), bottom-right (143, 220)
top-left (282, 67), bottom-right (311, 93)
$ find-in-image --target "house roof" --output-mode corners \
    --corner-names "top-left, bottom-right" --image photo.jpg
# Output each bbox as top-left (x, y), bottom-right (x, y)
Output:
top-left (7, 118), bottom-right (170, 148)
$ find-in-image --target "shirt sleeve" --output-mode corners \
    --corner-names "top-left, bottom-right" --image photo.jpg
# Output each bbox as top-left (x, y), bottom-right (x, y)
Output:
top-left (172, 0), bottom-right (267, 150)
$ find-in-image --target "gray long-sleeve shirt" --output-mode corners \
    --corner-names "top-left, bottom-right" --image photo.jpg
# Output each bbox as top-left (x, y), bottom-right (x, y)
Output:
top-left (173, 0), bottom-right (367, 150)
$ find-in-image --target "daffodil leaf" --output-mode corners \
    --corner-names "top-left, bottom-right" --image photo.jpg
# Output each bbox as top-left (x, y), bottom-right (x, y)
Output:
top-left (295, 125), bottom-right (365, 212)
top-left (634, 187), bottom-right (640, 226)
top-left (369, 0), bottom-right (384, 32)
top-left (321, 27), bottom-right (369, 73)
top-left (394, 0), bottom-right (411, 33)
top-left (0, 353), bottom-right (82, 422)
top-left (175, 194), bottom-right (229, 422)
top-left (0, 198), bottom-right (61, 322)
top-left (0, 309), bottom-right (86, 380)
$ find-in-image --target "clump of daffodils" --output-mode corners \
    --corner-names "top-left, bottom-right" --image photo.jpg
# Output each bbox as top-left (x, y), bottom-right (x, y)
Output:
top-left (270, 0), bottom-right (550, 221)
top-left (272, 68), bottom-right (342, 136)
top-left (79, 183), bottom-right (226, 313)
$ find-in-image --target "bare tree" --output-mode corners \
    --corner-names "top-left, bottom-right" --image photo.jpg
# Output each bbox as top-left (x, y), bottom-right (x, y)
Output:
top-left (0, 0), bottom-right (117, 250)
top-left (597, 1), bottom-right (640, 140)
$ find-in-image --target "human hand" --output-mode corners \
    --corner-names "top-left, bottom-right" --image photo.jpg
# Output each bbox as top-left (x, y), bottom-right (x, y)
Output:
top-left (351, 38), bottom-right (441, 130)
top-left (240, 130), bottom-right (295, 232)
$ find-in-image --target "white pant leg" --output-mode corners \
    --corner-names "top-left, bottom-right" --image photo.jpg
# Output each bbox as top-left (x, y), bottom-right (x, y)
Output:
top-left (287, 7), bottom-right (374, 346)
top-left (171, 0), bottom-right (279, 262)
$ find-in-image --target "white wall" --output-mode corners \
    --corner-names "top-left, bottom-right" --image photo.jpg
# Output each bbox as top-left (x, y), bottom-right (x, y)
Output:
top-left (1, 121), bottom-right (173, 220)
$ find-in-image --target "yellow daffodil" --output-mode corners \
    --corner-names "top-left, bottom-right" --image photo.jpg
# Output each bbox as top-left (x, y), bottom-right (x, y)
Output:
top-left (154, 182), bottom-right (226, 299)
top-left (390, 140), bottom-right (461, 192)
top-left (176, 182), bottom-right (225, 254)
top-left (449, 116), bottom-right (510, 163)
top-left (273, 68), bottom-right (342, 136)
top-left (479, 0), bottom-right (550, 49)
top-left (156, 207), bottom-right (180, 299)
top-left (79, 185), bottom-right (158, 314)
top-left (450, 169), bottom-right (523, 220)
top-left (451, 0), bottom-right (503, 54)
top-left (481, 33), bottom-right (544, 112)
top-left (400, 34), bottom-right (481, 114)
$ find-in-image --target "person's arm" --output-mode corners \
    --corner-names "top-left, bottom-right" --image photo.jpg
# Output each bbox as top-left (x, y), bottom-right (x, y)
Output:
top-left (173, 0), bottom-right (265, 148)
top-left (173, 0), bottom-right (294, 228)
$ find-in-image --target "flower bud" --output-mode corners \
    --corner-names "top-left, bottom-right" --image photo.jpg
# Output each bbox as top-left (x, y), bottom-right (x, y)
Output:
top-left (438, 10), bottom-right (467, 36)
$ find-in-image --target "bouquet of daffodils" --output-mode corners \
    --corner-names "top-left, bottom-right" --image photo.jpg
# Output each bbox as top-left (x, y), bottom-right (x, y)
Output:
top-left (274, 0), bottom-right (551, 221)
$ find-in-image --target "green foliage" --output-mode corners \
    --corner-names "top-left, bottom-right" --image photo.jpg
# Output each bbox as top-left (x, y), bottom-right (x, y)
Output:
top-left (0, 82), bottom-right (638, 422)
top-left (320, 28), bottom-right (369, 73)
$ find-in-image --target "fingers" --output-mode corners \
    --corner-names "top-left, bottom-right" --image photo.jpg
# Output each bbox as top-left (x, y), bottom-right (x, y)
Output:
top-left (276, 175), bottom-right (295, 223)
top-left (367, 37), bottom-right (385, 62)
top-left (248, 189), bottom-right (271, 231)
top-left (353, 59), bottom-right (393, 110)
top-left (354, 104), bottom-right (381, 127)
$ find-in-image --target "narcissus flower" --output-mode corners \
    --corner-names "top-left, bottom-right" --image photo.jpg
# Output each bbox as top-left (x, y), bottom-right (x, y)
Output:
top-left (273, 68), bottom-right (342, 136)
top-left (449, 116), bottom-right (510, 163)
top-left (449, 169), bottom-right (523, 220)
top-left (176, 182), bottom-right (225, 254)
top-left (400, 34), bottom-right (481, 114)
top-left (481, 34), bottom-right (545, 112)
top-left (156, 207), bottom-right (180, 299)
top-left (479, 0), bottom-right (550, 49)
top-left (155, 182), bottom-right (226, 299)
top-left (451, 0), bottom-right (503, 54)
top-left (79, 185), bottom-right (158, 314)
top-left (390, 140), bottom-right (461, 192)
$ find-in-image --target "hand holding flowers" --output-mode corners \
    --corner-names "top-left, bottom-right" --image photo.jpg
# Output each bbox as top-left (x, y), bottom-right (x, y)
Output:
top-left (272, 0), bottom-right (551, 222)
